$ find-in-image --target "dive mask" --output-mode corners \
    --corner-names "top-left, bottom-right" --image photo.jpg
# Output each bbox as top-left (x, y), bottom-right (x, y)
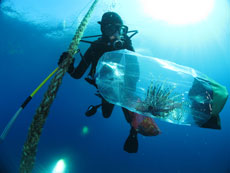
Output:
top-left (102, 24), bottom-right (128, 49)
top-left (102, 24), bottom-right (128, 37)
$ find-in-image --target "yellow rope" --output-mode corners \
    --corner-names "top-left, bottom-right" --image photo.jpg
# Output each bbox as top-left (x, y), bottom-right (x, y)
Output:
top-left (19, 0), bottom-right (99, 172)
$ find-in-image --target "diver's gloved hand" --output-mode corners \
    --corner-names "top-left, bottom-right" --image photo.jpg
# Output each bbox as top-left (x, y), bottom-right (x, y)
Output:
top-left (58, 52), bottom-right (75, 74)
top-left (85, 75), bottom-right (97, 88)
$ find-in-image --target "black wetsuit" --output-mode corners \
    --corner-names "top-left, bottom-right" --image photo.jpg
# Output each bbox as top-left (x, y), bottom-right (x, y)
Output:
top-left (68, 34), bottom-right (139, 153)
top-left (69, 35), bottom-right (134, 121)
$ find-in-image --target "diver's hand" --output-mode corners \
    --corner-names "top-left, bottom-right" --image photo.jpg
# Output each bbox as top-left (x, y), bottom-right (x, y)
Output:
top-left (58, 52), bottom-right (75, 74)
top-left (58, 52), bottom-right (69, 65)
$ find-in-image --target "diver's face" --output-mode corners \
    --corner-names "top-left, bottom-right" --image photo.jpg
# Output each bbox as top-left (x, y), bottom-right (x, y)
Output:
top-left (103, 23), bottom-right (123, 39)
top-left (109, 30), bottom-right (120, 40)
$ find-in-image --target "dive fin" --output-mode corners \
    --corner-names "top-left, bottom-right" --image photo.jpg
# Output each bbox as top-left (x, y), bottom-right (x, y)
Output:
top-left (123, 127), bottom-right (138, 153)
top-left (85, 104), bottom-right (101, 117)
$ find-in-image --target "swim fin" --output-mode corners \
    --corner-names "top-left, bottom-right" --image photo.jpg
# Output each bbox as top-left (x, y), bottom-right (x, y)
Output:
top-left (85, 104), bottom-right (101, 117)
top-left (123, 127), bottom-right (138, 153)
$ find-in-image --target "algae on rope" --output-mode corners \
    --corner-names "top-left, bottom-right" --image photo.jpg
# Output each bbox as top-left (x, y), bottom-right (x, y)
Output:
top-left (19, 1), bottom-right (99, 173)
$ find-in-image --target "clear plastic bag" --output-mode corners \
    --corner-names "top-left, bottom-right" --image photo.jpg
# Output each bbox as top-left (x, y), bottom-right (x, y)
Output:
top-left (95, 49), bottom-right (228, 128)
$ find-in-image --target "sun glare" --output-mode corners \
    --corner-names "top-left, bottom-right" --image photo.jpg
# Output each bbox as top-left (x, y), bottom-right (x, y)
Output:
top-left (52, 159), bottom-right (66, 173)
top-left (140, 0), bottom-right (215, 25)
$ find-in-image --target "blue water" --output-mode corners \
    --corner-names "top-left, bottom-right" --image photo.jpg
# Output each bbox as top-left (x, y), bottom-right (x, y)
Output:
top-left (0, 1), bottom-right (230, 173)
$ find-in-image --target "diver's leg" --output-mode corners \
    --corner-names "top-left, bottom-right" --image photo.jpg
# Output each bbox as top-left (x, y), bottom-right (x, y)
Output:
top-left (101, 98), bottom-right (115, 118)
top-left (123, 126), bottom-right (138, 153)
top-left (122, 108), bottom-right (138, 153)
top-left (122, 107), bottom-right (132, 123)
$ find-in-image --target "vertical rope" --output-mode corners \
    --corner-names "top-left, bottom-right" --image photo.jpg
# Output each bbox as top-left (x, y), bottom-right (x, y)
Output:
top-left (19, 0), bottom-right (99, 172)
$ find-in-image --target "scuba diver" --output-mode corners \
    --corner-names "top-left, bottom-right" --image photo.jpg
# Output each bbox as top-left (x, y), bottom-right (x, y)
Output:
top-left (58, 12), bottom-right (140, 153)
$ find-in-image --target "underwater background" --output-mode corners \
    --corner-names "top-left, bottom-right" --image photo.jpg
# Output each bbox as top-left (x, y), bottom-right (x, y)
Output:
top-left (0, 0), bottom-right (229, 172)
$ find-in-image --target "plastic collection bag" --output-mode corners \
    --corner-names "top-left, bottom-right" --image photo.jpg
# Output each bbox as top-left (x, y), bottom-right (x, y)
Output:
top-left (95, 49), bottom-right (228, 128)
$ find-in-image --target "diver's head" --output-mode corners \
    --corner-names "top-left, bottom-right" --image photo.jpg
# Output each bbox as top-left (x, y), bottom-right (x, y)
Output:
top-left (98, 12), bottom-right (123, 34)
top-left (98, 12), bottom-right (128, 49)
